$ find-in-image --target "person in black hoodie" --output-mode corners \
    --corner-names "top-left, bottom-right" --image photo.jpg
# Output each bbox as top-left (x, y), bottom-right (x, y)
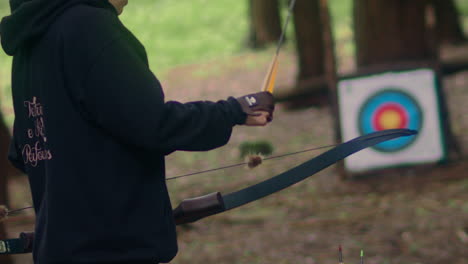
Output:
top-left (0, 0), bottom-right (275, 263)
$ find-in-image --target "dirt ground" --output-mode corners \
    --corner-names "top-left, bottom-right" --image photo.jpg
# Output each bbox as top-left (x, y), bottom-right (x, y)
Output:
top-left (5, 52), bottom-right (468, 264)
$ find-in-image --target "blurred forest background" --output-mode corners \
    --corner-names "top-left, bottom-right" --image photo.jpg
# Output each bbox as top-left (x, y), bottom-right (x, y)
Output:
top-left (1, 0), bottom-right (468, 263)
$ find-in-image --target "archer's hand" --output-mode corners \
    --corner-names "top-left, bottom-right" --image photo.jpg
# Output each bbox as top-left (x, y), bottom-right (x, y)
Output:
top-left (236, 92), bottom-right (275, 124)
top-left (244, 111), bottom-right (271, 126)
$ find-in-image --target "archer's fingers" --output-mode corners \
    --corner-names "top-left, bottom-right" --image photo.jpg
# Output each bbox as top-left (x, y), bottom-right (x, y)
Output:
top-left (245, 111), bottom-right (271, 126)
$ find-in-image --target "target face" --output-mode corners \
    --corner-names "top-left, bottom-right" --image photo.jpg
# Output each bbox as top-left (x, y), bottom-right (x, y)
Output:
top-left (359, 89), bottom-right (422, 152)
top-left (337, 69), bottom-right (446, 173)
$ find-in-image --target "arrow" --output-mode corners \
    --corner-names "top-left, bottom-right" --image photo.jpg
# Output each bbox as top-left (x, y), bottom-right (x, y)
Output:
top-left (261, 0), bottom-right (297, 93)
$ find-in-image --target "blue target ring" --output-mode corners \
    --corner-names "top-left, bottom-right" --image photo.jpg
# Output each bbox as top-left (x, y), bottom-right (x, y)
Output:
top-left (359, 89), bottom-right (422, 152)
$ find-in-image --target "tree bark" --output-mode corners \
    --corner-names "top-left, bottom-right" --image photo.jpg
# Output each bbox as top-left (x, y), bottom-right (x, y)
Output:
top-left (247, 0), bottom-right (282, 49)
top-left (431, 0), bottom-right (466, 44)
top-left (354, 0), bottom-right (435, 68)
top-left (0, 112), bottom-right (13, 264)
top-left (293, 0), bottom-right (325, 81)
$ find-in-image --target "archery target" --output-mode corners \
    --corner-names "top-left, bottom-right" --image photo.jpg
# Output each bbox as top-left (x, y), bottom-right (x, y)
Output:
top-left (337, 69), bottom-right (446, 173)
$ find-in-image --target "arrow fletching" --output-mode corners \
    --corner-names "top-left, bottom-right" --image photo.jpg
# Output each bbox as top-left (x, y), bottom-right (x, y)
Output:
top-left (261, 55), bottom-right (279, 93)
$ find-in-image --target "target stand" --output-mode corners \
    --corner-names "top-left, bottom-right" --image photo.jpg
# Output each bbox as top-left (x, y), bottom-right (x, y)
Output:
top-left (336, 67), bottom-right (450, 176)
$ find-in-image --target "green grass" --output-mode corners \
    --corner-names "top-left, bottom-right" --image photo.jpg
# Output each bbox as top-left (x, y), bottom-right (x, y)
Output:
top-left (119, 0), bottom-right (250, 74)
top-left (0, 0), bottom-right (251, 75)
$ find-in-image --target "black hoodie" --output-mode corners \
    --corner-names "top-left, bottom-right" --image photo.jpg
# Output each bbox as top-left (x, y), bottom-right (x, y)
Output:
top-left (1, 0), bottom-right (246, 263)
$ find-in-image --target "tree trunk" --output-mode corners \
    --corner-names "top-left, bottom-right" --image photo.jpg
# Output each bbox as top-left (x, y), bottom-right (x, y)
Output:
top-left (276, 0), bottom-right (333, 108)
top-left (247, 0), bottom-right (282, 49)
top-left (293, 0), bottom-right (325, 81)
top-left (354, 0), bottom-right (435, 68)
top-left (0, 112), bottom-right (13, 264)
top-left (431, 0), bottom-right (466, 45)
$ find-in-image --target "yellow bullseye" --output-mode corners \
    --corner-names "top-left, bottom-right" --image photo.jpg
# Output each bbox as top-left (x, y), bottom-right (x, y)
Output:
top-left (379, 110), bottom-right (402, 129)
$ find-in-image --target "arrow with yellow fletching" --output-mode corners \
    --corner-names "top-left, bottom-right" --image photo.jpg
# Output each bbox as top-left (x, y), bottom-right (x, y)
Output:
top-left (261, 0), bottom-right (297, 94)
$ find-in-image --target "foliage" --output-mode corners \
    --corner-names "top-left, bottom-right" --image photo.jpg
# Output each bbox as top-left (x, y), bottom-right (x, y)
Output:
top-left (238, 140), bottom-right (274, 158)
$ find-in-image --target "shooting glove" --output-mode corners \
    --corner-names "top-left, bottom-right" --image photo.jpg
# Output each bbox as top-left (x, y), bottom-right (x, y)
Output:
top-left (236, 91), bottom-right (275, 121)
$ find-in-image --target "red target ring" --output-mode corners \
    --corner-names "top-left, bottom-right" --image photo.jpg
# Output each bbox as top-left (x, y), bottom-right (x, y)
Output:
top-left (372, 103), bottom-right (409, 131)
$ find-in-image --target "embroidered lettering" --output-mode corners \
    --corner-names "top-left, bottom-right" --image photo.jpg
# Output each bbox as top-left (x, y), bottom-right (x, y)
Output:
top-left (21, 96), bottom-right (53, 167)
top-left (23, 97), bottom-right (43, 118)
top-left (22, 142), bottom-right (53, 167)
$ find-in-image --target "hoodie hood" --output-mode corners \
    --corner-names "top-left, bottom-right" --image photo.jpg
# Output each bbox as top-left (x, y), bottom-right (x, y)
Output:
top-left (0, 0), bottom-right (115, 55)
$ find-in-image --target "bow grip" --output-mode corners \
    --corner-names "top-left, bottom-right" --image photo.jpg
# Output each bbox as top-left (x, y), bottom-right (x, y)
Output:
top-left (20, 232), bottom-right (34, 253)
top-left (173, 192), bottom-right (225, 225)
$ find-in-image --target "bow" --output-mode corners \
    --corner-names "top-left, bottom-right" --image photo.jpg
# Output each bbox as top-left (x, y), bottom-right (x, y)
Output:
top-left (1, 129), bottom-right (417, 255)
top-left (172, 129), bottom-right (416, 224)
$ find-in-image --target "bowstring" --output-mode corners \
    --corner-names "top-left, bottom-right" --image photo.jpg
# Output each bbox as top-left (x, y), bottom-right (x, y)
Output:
top-left (4, 145), bottom-right (338, 214)
top-left (166, 144), bottom-right (337, 181)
